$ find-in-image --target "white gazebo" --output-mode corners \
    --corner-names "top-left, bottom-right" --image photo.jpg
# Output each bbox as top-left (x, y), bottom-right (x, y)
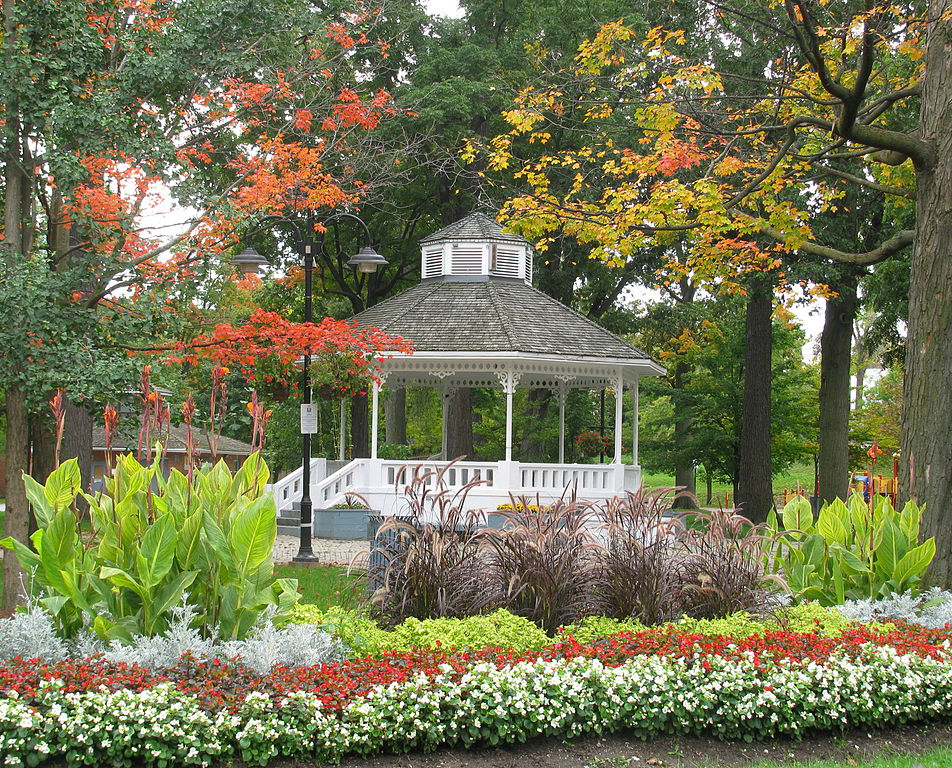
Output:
top-left (272, 212), bottom-right (664, 517)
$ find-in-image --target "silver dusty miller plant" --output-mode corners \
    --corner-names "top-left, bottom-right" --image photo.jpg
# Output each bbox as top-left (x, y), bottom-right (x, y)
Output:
top-left (836, 588), bottom-right (952, 629)
top-left (0, 598), bottom-right (349, 670)
top-left (0, 603), bottom-right (70, 663)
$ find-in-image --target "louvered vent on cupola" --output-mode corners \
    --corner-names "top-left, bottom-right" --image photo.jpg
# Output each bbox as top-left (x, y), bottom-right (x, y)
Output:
top-left (418, 212), bottom-right (535, 284)
top-left (422, 245), bottom-right (443, 278)
top-left (490, 244), bottom-right (522, 279)
top-left (450, 244), bottom-right (484, 274)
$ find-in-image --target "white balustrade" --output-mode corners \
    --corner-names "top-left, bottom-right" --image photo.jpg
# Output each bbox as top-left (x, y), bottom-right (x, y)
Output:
top-left (274, 457), bottom-right (642, 518)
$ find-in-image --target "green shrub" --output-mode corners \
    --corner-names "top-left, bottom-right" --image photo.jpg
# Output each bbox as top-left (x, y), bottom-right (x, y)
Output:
top-left (766, 494), bottom-right (936, 605)
top-left (559, 615), bottom-right (645, 643)
top-left (1, 452), bottom-right (298, 641)
top-left (671, 603), bottom-right (893, 637)
top-left (392, 610), bottom-right (550, 652)
top-left (560, 604), bottom-right (893, 642)
top-left (288, 607), bottom-right (550, 655)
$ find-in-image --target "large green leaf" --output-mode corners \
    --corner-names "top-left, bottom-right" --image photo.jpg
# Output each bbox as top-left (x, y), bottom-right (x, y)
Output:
top-left (235, 453), bottom-right (271, 496)
top-left (202, 511), bottom-right (235, 573)
top-left (816, 506), bottom-right (848, 546)
top-left (875, 517), bottom-right (909, 580)
top-left (39, 509), bottom-right (78, 592)
top-left (148, 571), bottom-right (200, 632)
top-left (43, 460), bottom-right (81, 513)
top-left (781, 495), bottom-right (814, 533)
top-left (175, 512), bottom-right (203, 570)
top-left (23, 474), bottom-right (54, 527)
top-left (898, 500), bottom-right (923, 543)
top-left (99, 566), bottom-right (146, 598)
top-left (894, 538), bottom-right (936, 586)
top-left (228, 495), bottom-right (277, 577)
top-left (0, 535), bottom-right (41, 572)
top-left (839, 549), bottom-right (872, 575)
top-left (135, 514), bottom-right (178, 588)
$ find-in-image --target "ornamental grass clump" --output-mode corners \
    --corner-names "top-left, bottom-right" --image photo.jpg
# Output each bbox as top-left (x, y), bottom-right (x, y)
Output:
top-left (678, 507), bottom-right (781, 619)
top-left (370, 464), bottom-right (497, 625)
top-left (594, 487), bottom-right (689, 624)
top-left (483, 495), bottom-right (601, 634)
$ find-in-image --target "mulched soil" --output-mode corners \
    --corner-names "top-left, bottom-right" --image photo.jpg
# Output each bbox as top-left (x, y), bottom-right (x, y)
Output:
top-left (272, 722), bottom-right (952, 767)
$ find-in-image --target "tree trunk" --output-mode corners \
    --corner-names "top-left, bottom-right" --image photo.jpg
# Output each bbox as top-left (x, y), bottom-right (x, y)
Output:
top-left (350, 394), bottom-right (368, 458)
top-left (61, 397), bottom-right (94, 513)
top-left (737, 279), bottom-right (774, 522)
top-left (705, 470), bottom-right (713, 506)
top-left (906, 0), bottom-right (952, 586)
top-left (384, 387), bottom-right (407, 446)
top-left (2, 387), bottom-right (30, 610)
top-left (671, 361), bottom-right (696, 508)
top-left (2, 0), bottom-right (29, 609)
top-left (519, 388), bottom-right (551, 461)
top-left (818, 274), bottom-right (858, 502)
top-left (445, 387), bottom-right (474, 460)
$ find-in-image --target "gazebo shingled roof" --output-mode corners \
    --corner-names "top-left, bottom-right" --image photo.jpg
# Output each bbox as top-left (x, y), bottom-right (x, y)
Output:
top-left (418, 211), bottom-right (526, 244)
top-left (352, 278), bottom-right (652, 362)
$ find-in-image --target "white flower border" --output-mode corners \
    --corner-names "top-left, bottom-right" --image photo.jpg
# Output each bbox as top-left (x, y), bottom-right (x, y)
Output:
top-left (4, 645), bottom-right (952, 766)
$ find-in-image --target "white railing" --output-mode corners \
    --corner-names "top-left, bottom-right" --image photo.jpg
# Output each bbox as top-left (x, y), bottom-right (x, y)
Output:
top-left (273, 457), bottom-right (641, 517)
top-left (272, 458), bottom-right (328, 512)
top-left (518, 462), bottom-right (618, 492)
top-left (382, 460), bottom-right (497, 489)
top-left (314, 459), bottom-right (369, 507)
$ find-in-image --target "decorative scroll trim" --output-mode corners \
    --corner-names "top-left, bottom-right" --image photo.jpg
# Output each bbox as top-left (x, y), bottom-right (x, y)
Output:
top-left (495, 371), bottom-right (522, 394)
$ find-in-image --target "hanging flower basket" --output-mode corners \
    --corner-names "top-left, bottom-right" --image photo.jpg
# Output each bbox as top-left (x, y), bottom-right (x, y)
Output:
top-left (575, 431), bottom-right (612, 457)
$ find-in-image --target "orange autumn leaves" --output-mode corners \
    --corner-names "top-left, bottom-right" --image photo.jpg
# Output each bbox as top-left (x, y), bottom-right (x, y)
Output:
top-left (173, 309), bottom-right (413, 391)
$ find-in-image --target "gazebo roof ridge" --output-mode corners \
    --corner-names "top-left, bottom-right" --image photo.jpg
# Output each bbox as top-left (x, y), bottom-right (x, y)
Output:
top-left (485, 276), bottom-right (519, 350)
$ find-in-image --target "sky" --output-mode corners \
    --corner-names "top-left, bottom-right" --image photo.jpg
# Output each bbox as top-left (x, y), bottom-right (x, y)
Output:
top-left (424, 0), bottom-right (463, 17)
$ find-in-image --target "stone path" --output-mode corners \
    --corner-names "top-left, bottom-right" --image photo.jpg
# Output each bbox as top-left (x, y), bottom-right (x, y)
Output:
top-left (273, 535), bottom-right (368, 566)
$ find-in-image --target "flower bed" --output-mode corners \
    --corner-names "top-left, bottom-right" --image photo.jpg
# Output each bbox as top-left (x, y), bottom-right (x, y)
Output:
top-left (3, 624), bottom-right (952, 766)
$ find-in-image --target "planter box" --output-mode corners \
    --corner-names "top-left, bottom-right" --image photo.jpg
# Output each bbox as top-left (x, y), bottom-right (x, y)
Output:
top-left (313, 508), bottom-right (372, 540)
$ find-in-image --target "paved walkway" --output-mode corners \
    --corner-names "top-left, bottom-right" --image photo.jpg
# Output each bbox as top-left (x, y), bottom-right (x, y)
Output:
top-left (273, 535), bottom-right (368, 566)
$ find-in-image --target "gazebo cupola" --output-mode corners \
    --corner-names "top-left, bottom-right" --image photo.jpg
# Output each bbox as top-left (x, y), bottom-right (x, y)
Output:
top-left (419, 211), bottom-right (533, 283)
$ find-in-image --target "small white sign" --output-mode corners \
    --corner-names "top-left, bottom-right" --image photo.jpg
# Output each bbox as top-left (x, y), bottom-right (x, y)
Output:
top-left (300, 403), bottom-right (318, 434)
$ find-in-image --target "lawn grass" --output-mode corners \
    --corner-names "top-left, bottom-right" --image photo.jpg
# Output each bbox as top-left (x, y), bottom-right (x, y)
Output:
top-left (749, 746), bottom-right (952, 767)
top-left (274, 563), bottom-right (364, 610)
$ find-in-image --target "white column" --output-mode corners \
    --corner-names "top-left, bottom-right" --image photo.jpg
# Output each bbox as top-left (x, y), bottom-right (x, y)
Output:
top-left (505, 386), bottom-right (514, 462)
top-left (613, 372), bottom-right (624, 464)
top-left (370, 380), bottom-right (381, 460)
top-left (557, 387), bottom-right (567, 464)
top-left (338, 399), bottom-right (347, 461)
top-left (631, 377), bottom-right (640, 466)
top-left (496, 371), bottom-right (521, 463)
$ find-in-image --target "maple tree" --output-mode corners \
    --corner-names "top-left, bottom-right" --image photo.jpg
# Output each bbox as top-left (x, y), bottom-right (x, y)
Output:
top-left (0, 0), bottom-right (413, 608)
top-left (472, 0), bottom-right (952, 581)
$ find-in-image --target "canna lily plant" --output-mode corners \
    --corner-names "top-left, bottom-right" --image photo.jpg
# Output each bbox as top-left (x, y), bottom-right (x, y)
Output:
top-left (766, 493), bottom-right (936, 606)
top-left (1, 449), bottom-right (298, 642)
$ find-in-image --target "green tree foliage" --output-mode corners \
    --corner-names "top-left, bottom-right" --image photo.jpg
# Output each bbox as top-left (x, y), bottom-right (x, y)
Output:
top-left (638, 295), bottom-right (815, 495)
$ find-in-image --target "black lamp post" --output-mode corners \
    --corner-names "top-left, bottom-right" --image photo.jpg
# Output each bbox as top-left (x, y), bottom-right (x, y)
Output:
top-left (234, 212), bottom-right (387, 563)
